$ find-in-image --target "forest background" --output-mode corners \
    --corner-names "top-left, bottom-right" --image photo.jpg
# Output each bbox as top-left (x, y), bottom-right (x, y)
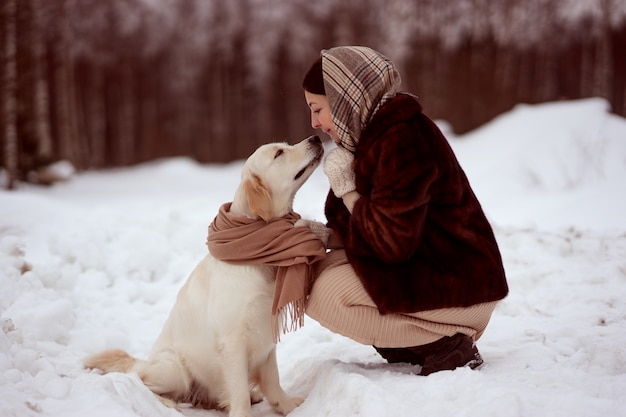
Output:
top-left (2, 0), bottom-right (626, 189)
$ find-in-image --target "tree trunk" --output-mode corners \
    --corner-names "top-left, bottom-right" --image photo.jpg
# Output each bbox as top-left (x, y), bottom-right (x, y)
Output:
top-left (3, 0), bottom-right (18, 189)
top-left (30, 0), bottom-right (53, 163)
top-left (53, 0), bottom-right (81, 169)
top-left (85, 64), bottom-right (106, 168)
top-left (594, 2), bottom-right (613, 103)
top-left (117, 63), bottom-right (135, 165)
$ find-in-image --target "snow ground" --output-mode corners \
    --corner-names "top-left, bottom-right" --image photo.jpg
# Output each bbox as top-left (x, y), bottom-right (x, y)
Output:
top-left (1, 98), bottom-right (626, 417)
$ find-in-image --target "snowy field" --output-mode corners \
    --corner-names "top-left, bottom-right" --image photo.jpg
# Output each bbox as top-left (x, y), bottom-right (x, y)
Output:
top-left (1, 98), bottom-right (626, 417)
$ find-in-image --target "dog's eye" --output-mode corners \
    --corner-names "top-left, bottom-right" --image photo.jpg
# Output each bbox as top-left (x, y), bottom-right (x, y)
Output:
top-left (274, 149), bottom-right (284, 159)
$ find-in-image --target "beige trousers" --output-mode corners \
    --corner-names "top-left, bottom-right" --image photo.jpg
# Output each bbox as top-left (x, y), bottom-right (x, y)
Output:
top-left (306, 250), bottom-right (498, 348)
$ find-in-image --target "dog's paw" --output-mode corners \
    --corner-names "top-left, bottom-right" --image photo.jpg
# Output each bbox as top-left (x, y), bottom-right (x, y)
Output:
top-left (294, 219), bottom-right (330, 246)
top-left (249, 387), bottom-right (264, 404)
top-left (271, 396), bottom-right (305, 415)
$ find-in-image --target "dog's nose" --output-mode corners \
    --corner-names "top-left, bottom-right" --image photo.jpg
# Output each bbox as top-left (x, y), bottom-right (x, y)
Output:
top-left (308, 135), bottom-right (321, 144)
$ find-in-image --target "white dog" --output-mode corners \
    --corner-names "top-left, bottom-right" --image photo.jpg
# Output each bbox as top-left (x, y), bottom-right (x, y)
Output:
top-left (85, 135), bottom-right (326, 417)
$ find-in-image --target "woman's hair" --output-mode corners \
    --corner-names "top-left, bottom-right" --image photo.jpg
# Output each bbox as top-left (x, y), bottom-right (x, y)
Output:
top-left (302, 57), bottom-right (325, 94)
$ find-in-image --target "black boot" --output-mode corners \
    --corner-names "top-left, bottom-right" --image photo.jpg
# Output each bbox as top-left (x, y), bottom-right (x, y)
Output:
top-left (374, 333), bottom-right (483, 375)
top-left (374, 345), bottom-right (424, 365)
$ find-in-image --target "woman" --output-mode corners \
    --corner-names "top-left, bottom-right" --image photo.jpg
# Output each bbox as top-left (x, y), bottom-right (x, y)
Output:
top-left (302, 46), bottom-right (508, 375)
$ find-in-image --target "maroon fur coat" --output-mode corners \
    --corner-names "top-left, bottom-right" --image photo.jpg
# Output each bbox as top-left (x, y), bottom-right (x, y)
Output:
top-left (325, 93), bottom-right (508, 314)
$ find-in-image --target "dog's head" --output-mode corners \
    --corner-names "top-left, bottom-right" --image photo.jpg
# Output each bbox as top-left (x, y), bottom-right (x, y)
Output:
top-left (231, 135), bottom-right (324, 221)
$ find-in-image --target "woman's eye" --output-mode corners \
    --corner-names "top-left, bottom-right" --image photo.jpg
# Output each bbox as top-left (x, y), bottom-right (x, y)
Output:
top-left (274, 149), bottom-right (284, 159)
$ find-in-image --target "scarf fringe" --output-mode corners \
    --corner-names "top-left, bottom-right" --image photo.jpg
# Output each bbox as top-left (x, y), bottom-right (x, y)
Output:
top-left (273, 298), bottom-right (306, 342)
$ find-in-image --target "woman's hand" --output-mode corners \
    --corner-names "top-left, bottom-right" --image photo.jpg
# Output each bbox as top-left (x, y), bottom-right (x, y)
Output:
top-left (323, 147), bottom-right (356, 197)
top-left (294, 218), bottom-right (330, 246)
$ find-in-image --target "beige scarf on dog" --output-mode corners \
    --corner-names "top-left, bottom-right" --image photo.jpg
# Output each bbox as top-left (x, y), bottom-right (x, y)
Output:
top-left (206, 203), bottom-right (326, 341)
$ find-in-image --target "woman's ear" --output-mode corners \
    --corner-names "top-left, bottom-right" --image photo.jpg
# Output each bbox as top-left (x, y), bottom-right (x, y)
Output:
top-left (243, 173), bottom-right (273, 222)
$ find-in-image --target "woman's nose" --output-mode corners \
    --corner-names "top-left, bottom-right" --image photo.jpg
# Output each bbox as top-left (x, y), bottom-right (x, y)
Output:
top-left (311, 115), bottom-right (320, 129)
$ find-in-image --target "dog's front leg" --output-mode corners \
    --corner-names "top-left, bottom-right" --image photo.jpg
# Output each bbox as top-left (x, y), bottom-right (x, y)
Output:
top-left (258, 346), bottom-right (304, 415)
top-left (220, 338), bottom-right (253, 417)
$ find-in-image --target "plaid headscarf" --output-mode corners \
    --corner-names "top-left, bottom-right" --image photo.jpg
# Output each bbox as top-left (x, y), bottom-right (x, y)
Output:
top-left (321, 46), bottom-right (401, 152)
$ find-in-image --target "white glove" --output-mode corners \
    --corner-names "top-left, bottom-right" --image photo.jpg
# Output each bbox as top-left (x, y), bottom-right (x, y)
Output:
top-left (294, 219), bottom-right (330, 246)
top-left (323, 147), bottom-right (356, 198)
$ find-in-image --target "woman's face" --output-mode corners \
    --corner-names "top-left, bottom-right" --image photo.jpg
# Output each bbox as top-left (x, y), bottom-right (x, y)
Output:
top-left (304, 91), bottom-right (340, 144)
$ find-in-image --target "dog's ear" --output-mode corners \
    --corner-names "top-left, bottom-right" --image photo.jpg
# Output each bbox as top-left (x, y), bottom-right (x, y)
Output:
top-left (243, 174), bottom-right (273, 222)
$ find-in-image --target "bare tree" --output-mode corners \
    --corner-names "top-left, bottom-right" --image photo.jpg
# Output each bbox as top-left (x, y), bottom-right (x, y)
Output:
top-left (2, 0), bottom-right (18, 189)
top-left (30, 0), bottom-right (53, 164)
top-left (50, 0), bottom-right (82, 169)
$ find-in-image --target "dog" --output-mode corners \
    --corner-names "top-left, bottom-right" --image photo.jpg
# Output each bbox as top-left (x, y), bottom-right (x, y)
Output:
top-left (85, 135), bottom-right (325, 417)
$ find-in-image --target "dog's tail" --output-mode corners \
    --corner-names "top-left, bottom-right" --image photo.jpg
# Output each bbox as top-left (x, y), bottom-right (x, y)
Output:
top-left (84, 348), bottom-right (138, 373)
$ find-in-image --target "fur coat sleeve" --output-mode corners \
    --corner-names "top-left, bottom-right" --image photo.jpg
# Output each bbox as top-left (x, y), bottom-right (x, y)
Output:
top-left (325, 94), bottom-right (508, 314)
